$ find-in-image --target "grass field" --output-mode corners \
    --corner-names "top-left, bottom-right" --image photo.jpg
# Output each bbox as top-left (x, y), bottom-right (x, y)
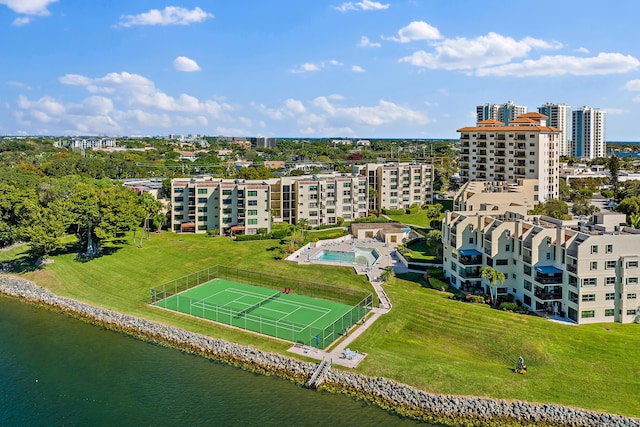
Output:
top-left (155, 279), bottom-right (365, 348)
top-left (2, 232), bottom-right (640, 417)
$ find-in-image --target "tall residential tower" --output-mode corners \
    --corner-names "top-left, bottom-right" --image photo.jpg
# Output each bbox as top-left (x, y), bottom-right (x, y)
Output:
top-left (538, 103), bottom-right (571, 157)
top-left (476, 101), bottom-right (527, 125)
top-left (458, 112), bottom-right (561, 203)
top-left (571, 106), bottom-right (606, 160)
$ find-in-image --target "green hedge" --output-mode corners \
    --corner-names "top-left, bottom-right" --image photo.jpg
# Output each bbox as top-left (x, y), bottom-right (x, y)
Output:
top-left (235, 233), bottom-right (273, 241)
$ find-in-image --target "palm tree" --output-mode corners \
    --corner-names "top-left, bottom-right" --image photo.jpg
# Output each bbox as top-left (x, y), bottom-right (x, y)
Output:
top-left (380, 266), bottom-right (395, 283)
top-left (481, 266), bottom-right (505, 306)
top-left (297, 218), bottom-right (310, 242)
top-left (631, 212), bottom-right (640, 229)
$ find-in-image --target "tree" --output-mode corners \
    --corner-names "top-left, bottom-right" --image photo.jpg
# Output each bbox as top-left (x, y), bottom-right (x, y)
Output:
top-left (630, 213), bottom-right (640, 229)
top-left (608, 155), bottom-right (620, 197)
top-left (481, 266), bottom-right (505, 306)
top-left (528, 199), bottom-right (569, 219)
top-left (426, 229), bottom-right (443, 259)
top-left (424, 204), bottom-right (443, 228)
top-left (297, 218), bottom-right (310, 241)
top-left (380, 266), bottom-right (395, 283)
top-left (616, 196), bottom-right (640, 217)
top-left (571, 199), bottom-right (599, 217)
top-left (138, 193), bottom-right (164, 246)
top-left (18, 198), bottom-right (66, 258)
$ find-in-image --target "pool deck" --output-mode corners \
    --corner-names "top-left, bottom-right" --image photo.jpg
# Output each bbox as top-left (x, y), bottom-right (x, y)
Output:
top-left (286, 235), bottom-right (409, 367)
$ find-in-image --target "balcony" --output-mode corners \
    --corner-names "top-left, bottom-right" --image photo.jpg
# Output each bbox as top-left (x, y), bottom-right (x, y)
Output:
top-left (459, 267), bottom-right (482, 279)
top-left (567, 264), bottom-right (577, 273)
top-left (567, 249), bottom-right (578, 258)
top-left (534, 286), bottom-right (562, 300)
top-left (534, 266), bottom-right (564, 284)
top-left (459, 249), bottom-right (483, 265)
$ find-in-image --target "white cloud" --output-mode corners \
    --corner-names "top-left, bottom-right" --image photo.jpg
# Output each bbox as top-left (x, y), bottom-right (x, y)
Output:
top-left (384, 21), bottom-right (441, 43)
top-left (333, 0), bottom-right (389, 12)
top-left (6, 81), bottom-right (32, 90)
top-left (17, 95), bottom-right (65, 115)
top-left (290, 60), bottom-right (343, 73)
top-left (257, 96), bottom-right (431, 135)
top-left (357, 36), bottom-right (381, 48)
top-left (399, 32), bottom-right (560, 70)
top-left (352, 65), bottom-right (365, 73)
top-left (117, 6), bottom-right (213, 28)
top-left (12, 17), bottom-right (31, 26)
top-left (576, 47), bottom-right (590, 54)
top-left (0, 0), bottom-right (57, 16)
top-left (475, 52), bottom-right (640, 77)
top-left (173, 56), bottom-right (201, 72)
top-left (625, 79), bottom-right (640, 91)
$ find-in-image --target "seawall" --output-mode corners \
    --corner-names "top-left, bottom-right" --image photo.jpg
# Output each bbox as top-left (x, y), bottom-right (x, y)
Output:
top-left (0, 275), bottom-right (638, 427)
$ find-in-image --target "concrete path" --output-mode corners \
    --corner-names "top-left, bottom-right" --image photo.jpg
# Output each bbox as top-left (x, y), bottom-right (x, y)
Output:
top-left (287, 307), bottom-right (387, 368)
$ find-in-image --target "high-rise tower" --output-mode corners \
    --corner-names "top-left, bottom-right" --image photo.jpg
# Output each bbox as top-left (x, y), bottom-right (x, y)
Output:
top-left (476, 101), bottom-right (527, 125)
top-left (538, 103), bottom-right (570, 157)
top-left (571, 107), bottom-right (606, 160)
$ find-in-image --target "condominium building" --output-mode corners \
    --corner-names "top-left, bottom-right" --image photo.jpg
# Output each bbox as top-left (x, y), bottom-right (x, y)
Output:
top-left (572, 106), bottom-right (606, 160)
top-left (476, 101), bottom-right (527, 125)
top-left (452, 179), bottom-right (537, 213)
top-left (270, 174), bottom-right (369, 226)
top-left (363, 163), bottom-right (434, 212)
top-left (538, 103), bottom-right (571, 157)
top-left (442, 210), bottom-right (640, 324)
top-left (458, 112), bottom-right (561, 203)
top-left (171, 162), bottom-right (435, 234)
top-left (171, 178), bottom-right (271, 235)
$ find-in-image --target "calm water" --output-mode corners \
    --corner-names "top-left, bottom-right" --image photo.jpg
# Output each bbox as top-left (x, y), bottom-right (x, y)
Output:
top-left (0, 297), bottom-right (432, 427)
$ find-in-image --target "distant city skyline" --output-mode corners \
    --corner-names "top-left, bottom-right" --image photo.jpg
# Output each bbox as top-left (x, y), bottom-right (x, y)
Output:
top-left (2, 1), bottom-right (640, 140)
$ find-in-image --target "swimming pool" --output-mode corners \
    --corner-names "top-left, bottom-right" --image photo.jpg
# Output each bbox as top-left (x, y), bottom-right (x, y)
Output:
top-left (311, 247), bottom-right (379, 266)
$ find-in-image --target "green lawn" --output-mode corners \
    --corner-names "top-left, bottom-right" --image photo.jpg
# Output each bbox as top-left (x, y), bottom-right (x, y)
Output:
top-left (386, 210), bottom-right (434, 228)
top-left (2, 233), bottom-right (640, 417)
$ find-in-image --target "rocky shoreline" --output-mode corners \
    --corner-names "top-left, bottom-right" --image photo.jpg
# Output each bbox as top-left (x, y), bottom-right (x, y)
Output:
top-left (1, 275), bottom-right (638, 427)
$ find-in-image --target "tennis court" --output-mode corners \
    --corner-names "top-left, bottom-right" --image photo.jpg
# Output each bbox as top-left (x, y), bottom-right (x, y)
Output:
top-left (153, 278), bottom-right (368, 348)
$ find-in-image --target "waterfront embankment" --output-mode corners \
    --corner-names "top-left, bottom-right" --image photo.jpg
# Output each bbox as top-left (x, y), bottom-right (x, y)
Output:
top-left (0, 275), bottom-right (638, 427)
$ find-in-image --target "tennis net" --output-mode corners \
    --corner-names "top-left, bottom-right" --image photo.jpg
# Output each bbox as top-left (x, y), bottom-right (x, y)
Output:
top-left (235, 291), bottom-right (281, 317)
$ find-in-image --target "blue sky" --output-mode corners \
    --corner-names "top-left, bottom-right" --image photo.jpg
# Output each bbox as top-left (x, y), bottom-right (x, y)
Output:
top-left (2, 0), bottom-right (640, 140)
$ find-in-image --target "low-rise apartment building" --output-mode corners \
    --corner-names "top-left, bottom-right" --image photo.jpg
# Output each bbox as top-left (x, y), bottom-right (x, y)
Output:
top-left (172, 162), bottom-right (434, 234)
top-left (443, 210), bottom-right (640, 324)
top-left (171, 178), bottom-right (270, 235)
top-left (363, 163), bottom-right (433, 211)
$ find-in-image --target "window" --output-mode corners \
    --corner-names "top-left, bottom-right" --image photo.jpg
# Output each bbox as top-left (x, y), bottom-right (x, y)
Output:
top-left (197, 207), bottom-right (207, 213)
top-left (627, 261), bottom-right (639, 268)
top-left (524, 281), bottom-right (532, 291)
top-left (222, 189), bottom-right (233, 196)
top-left (606, 260), bottom-right (617, 269)
top-left (606, 277), bottom-right (616, 285)
top-left (222, 217), bottom-right (233, 224)
top-left (581, 310), bottom-right (595, 318)
top-left (627, 277), bottom-right (638, 285)
top-left (248, 191), bottom-right (258, 197)
top-left (591, 245), bottom-right (598, 254)
top-left (505, 245), bottom-right (510, 252)
top-left (197, 188), bottom-right (207, 194)
top-left (569, 291), bottom-right (578, 303)
top-left (627, 309), bottom-right (638, 315)
top-left (223, 208), bottom-right (232, 214)
top-left (605, 309), bottom-right (615, 317)
top-left (174, 196), bottom-right (184, 202)
top-left (581, 294), bottom-right (596, 302)
top-left (198, 197), bottom-right (207, 203)
top-left (496, 259), bottom-right (508, 266)
top-left (606, 244), bottom-right (613, 253)
top-left (174, 187), bottom-right (185, 194)
top-left (605, 293), bottom-right (615, 301)
top-left (175, 206), bottom-right (184, 211)
top-left (343, 182), bottom-right (351, 188)
top-left (223, 199), bottom-right (232, 205)
top-left (248, 219), bottom-right (258, 225)
top-left (248, 210), bottom-right (258, 216)
top-left (590, 261), bottom-right (598, 271)
top-left (248, 200), bottom-right (257, 206)
top-left (582, 278), bottom-right (597, 287)
top-left (197, 216), bottom-right (207, 222)
top-left (628, 293), bottom-right (637, 299)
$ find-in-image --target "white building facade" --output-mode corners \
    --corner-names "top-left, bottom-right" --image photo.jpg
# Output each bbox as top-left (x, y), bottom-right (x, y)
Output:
top-left (571, 106), bottom-right (606, 160)
top-left (458, 112), bottom-right (560, 203)
top-left (476, 101), bottom-right (528, 125)
top-left (538, 103), bottom-right (571, 157)
top-left (442, 210), bottom-right (640, 325)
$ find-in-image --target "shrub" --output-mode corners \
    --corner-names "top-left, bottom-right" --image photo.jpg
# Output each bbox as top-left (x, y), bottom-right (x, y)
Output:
top-left (271, 229), bottom-right (289, 239)
top-left (382, 208), bottom-right (405, 215)
top-left (499, 302), bottom-right (519, 311)
top-left (466, 294), bottom-right (485, 304)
